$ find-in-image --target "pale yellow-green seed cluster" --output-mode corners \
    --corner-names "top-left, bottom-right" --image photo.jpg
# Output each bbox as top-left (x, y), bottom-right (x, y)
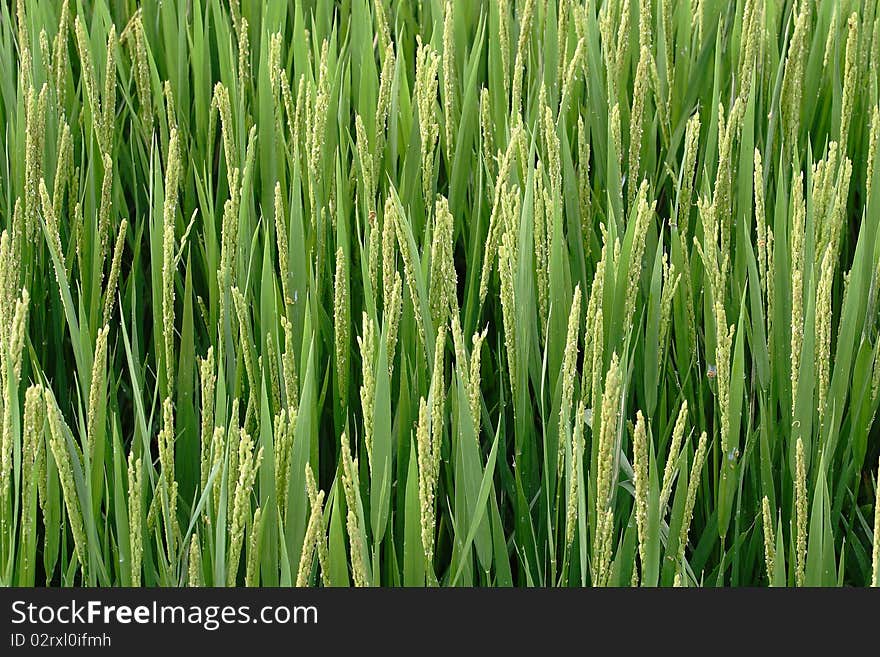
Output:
top-left (795, 438), bottom-right (808, 588)
top-left (2, 0), bottom-right (879, 591)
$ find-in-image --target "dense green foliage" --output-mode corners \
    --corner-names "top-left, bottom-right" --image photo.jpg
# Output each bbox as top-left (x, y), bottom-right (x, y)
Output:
top-left (1, 0), bottom-right (879, 587)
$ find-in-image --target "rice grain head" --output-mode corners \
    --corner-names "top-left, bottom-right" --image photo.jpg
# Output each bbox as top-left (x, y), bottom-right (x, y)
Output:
top-left (628, 47), bottom-right (650, 208)
top-left (199, 347), bottom-right (216, 490)
top-left (761, 495), bottom-right (775, 584)
top-left (86, 325), bottom-right (109, 459)
top-left (228, 430), bottom-right (263, 586)
top-left (358, 312), bottom-right (376, 468)
top-left (296, 476), bottom-right (325, 587)
top-left (103, 218), bottom-right (128, 325)
top-left (44, 389), bottom-right (88, 576)
top-left (162, 129), bottom-right (181, 395)
top-left (416, 398), bottom-right (436, 569)
top-left (245, 506), bottom-right (263, 587)
top-left (340, 432), bottom-right (369, 587)
top-left (839, 14), bottom-right (859, 151)
top-left (632, 410), bottom-right (649, 581)
top-left (678, 431), bottom-right (708, 565)
top-left (442, 1), bottom-right (457, 163)
top-left (816, 247), bottom-right (834, 430)
top-left (795, 437), bottom-right (808, 587)
top-left (565, 399), bottom-right (586, 552)
top-left (659, 400), bottom-right (688, 512)
top-left (187, 534), bottom-right (202, 586)
top-left (334, 247), bottom-right (350, 403)
top-left (128, 452), bottom-right (142, 586)
top-left (305, 464), bottom-right (331, 586)
top-left (559, 285), bottom-right (582, 473)
top-left (872, 456), bottom-right (880, 586)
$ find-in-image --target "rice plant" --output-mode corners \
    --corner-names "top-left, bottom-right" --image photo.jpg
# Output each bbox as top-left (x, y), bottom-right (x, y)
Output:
top-left (1, 0), bottom-right (879, 588)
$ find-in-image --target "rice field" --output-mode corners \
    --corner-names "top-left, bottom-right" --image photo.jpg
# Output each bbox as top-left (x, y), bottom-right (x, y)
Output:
top-left (1, 0), bottom-right (879, 587)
